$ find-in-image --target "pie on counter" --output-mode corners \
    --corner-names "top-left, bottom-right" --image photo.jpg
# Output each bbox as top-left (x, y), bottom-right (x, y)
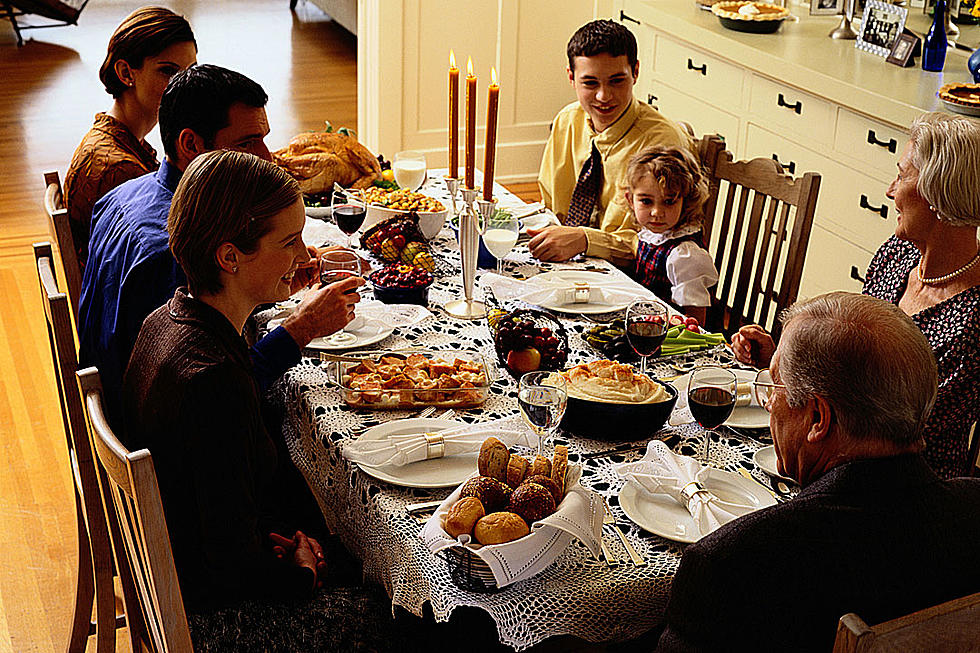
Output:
top-left (938, 83), bottom-right (980, 117)
top-left (711, 1), bottom-right (790, 21)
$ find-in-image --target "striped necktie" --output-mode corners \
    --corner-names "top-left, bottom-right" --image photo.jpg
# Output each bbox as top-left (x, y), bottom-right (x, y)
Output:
top-left (565, 142), bottom-right (602, 227)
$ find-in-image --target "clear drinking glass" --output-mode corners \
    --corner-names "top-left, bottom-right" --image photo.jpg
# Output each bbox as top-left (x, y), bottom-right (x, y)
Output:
top-left (318, 249), bottom-right (361, 345)
top-left (687, 366), bottom-right (738, 465)
top-left (481, 212), bottom-right (520, 274)
top-left (393, 151), bottom-right (427, 191)
top-left (518, 371), bottom-right (567, 456)
top-left (331, 190), bottom-right (366, 250)
top-left (625, 300), bottom-right (669, 375)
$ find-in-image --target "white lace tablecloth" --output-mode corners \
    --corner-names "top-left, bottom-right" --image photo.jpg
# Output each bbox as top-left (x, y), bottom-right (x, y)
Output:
top-left (260, 174), bottom-right (773, 651)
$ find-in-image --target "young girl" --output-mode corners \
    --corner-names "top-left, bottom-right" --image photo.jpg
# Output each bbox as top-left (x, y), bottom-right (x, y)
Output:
top-left (626, 147), bottom-right (718, 324)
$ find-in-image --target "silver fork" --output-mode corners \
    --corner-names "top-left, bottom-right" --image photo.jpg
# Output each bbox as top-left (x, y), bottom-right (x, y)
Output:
top-left (603, 498), bottom-right (646, 567)
top-left (416, 406), bottom-right (437, 419)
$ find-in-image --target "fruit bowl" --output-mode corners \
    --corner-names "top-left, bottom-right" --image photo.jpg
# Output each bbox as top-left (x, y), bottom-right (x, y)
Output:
top-left (490, 309), bottom-right (569, 378)
top-left (370, 265), bottom-right (434, 306)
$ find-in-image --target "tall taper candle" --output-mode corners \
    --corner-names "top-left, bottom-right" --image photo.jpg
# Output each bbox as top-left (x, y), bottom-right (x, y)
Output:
top-left (465, 57), bottom-right (476, 190)
top-left (482, 67), bottom-right (499, 201)
top-left (449, 51), bottom-right (459, 179)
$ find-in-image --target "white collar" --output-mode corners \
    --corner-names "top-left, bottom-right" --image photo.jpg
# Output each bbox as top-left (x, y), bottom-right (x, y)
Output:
top-left (638, 222), bottom-right (702, 246)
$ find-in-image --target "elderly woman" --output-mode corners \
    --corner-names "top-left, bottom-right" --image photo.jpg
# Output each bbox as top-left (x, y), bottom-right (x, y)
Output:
top-left (64, 6), bottom-right (197, 266)
top-left (122, 150), bottom-right (363, 615)
top-left (734, 112), bottom-right (980, 479)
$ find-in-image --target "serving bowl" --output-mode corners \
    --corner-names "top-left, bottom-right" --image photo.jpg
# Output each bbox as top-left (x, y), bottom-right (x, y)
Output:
top-left (560, 379), bottom-right (678, 441)
top-left (366, 203), bottom-right (447, 239)
top-left (369, 265), bottom-right (433, 306)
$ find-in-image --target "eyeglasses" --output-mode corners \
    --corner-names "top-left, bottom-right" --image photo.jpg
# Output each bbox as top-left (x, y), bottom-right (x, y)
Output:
top-left (751, 368), bottom-right (786, 411)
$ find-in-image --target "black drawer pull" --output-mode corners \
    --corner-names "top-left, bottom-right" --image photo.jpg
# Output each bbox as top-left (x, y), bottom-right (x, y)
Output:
top-left (647, 93), bottom-right (658, 105)
top-left (867, 130), bottom-right (897, 153)
top-left (860, 194), bottom-right (888, 218)
top-left (777, 93), bottom-right (802, 114)
top-left (620, 10), bottom-right (640, 24)
top-left (772, 154), bottom-right (795, 174)
top-left (687, 58), bottom-right (707, 75)
top-left (850, 266), bottom-right (866, 283)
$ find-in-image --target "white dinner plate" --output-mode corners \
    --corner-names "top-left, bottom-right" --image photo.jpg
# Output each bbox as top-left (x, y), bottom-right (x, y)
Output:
top-left (268, 316), bottom-right (394, 351)
top-left (618, 467), bottom-right (776, 543)
top-left (305, 205), bottom-right (332, 219)
top-left (753, 445), bottom-right (791, 481)
top-left (532, 270), bottom-right (637, 315)
top-left (355, 418), bottom-right (474, 488)
top-left (670, 368), bottom-right (770, 429)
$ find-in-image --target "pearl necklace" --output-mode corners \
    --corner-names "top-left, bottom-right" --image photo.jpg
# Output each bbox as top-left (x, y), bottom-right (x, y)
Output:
top-left (917, 241), bottom-right (980, 285)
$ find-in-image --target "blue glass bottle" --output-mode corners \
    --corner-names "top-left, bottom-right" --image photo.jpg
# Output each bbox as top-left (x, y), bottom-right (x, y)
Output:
top-left (923, 0), bottom-right (948, 71)
top-left (970, 46), bottom-right (980, 82)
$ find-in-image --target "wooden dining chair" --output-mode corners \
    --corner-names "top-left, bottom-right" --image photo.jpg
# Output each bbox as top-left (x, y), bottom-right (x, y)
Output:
top-left (43, 171), bottom-right (82, 323)
top-left (832, 591), bottom-right (980, 652)
top-left (695, 135), bottom-right (821, 340)
top-left (35, 242), bottom-right (125, 653)
top-left (77, 367), bottom-right (195, 653)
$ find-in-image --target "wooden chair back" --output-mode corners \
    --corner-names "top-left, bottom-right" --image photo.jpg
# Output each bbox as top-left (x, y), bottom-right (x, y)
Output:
top-left (77, 367), bottom-right (194, 653)
top-left (833, 592), bottom-right (980, 652)
top-left (696, 135), bottom-right (821, 340)
top-left (43, 171), bottom-right (82, 323)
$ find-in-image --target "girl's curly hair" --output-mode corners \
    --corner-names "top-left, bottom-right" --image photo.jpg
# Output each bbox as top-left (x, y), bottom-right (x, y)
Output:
top-left (625, 147), bottom-right (708, 231)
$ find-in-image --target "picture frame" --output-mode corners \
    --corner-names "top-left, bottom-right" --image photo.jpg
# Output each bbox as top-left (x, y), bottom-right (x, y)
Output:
top-left (856, 0), bottom-right (909, 57)
top-left (886, 31), bottom-right (920, 67)
top-left (810, 0), bottom-right (844, 16)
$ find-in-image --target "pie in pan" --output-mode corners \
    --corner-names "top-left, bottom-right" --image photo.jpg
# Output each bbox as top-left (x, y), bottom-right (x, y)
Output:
top-left (711, 1), bottom-right (790, 21)
top-left (938, 83), bottom-right (980, 117)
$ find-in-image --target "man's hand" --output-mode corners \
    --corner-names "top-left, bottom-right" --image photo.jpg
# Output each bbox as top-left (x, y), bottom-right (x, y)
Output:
top-left (731, 324), bottom-right (776, 369)
top-left (270, 530), bottom-right (327, 588)
top-left (281, 275), bottom-right (364, 348)
top-left (527, 226), bottom-right (588, 262)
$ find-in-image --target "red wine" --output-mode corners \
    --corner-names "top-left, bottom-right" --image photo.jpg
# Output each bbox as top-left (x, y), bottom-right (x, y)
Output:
top-left (320, 269), bottom-right (357, 290)
top-left (688, 386), bottom-right (736, 430)
top-left (334, 205), bottom-right (366, 235)
top-left (626, 320), bottom-right (667, 357)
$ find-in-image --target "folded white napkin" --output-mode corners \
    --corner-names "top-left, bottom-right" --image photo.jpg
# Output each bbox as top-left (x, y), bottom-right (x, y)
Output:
top-left (615, 440), bottom-right (757, 538)
top-left (342, 415), bottom-right (536, 467)
top-left (354, 298), bottom-right (432, 329)
top-left (421, 466), bottom-right (603, 588)
top-left (481, 272), bottom-right (653, 307)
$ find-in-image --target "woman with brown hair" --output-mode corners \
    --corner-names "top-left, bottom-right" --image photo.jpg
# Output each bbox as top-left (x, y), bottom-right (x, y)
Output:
top-left (64, 6), bottom-right (197, 266)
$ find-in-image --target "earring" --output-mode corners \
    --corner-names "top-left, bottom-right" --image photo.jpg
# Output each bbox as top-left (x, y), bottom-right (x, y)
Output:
top-left (232, 266), bottom-right (238, 273)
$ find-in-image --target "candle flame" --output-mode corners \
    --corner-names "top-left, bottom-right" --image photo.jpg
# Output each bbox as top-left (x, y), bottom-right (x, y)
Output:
top-left (490, 67), bottom-right (498, 87)
top-left (450, 50), bottom-right (456, 69)
top-left (467, 56), bottom-right (474, 77)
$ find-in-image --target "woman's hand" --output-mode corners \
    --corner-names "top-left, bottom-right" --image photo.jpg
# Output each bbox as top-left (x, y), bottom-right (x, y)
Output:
top-left (281, 275), bottom-right (364, 347)
top-left (270, 530), bottom-right (328, 588)
top-left (731, 324), bottom-right (775, 368)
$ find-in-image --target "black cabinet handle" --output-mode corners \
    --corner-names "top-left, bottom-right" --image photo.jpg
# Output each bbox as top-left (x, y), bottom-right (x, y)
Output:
top-left (620, 10), bottom-right (640, 24)
top-left (860, 194), bottom-right (888, 218)
top-left (687, 58), bottom-right (707, 76)
top-left (867, 130), bottom-right (897, 153)
top-left (776, 93), bottom-right (802, 114)
top-left (647, 93), bottom-right (658, 105)
top-left (850, 266), bottom-right (866, 283)
top-left (772, 154), bottom-right (795, 174)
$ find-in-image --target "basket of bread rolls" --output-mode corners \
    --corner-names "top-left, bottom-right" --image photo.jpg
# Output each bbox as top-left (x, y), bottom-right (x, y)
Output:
top-left (420, 438), bottom-right (603, 592)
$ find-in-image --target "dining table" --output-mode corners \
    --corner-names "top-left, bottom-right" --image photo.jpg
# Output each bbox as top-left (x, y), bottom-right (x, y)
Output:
top-left (255, 171), bottom-right (783, 651)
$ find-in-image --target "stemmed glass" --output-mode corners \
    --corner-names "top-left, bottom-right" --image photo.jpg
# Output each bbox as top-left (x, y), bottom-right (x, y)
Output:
top-left (393, 151), bottom-right (427, 191)
top-left (318, 249), bottom-right (361, 346)
top-left (625, 300), bottom-right (669, 375)
top-left (687, 367), bottom-right (738, 465)
top-left (481, 212), bottom-right (520, 274)
top-left (518, 372), bottom-right (567, 456)
top-left (331, 189), bottom-right (366, 250)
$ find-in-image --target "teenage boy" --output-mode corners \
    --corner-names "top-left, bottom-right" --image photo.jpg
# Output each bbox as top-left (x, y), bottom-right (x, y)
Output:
top-left (533, 19), bottom-right (692, 267)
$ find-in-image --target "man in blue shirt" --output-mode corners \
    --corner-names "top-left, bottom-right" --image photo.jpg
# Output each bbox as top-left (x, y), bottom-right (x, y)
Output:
top-left (79, 64), bottom-right (360, 425)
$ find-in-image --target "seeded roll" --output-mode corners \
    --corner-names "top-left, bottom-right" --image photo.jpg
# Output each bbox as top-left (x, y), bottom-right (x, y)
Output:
top-left (508, 482), bottom-right (557, 523)
top-left (523, 474), bottom-right (562, 506)
top-left (459, 475), bottom-right (512, 512)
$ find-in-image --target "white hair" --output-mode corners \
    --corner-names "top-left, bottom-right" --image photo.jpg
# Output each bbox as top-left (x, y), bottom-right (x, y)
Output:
top-left (909, 112), bottom-right (980, 227)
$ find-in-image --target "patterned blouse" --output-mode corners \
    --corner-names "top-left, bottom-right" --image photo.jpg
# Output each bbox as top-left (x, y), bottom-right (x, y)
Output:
top-left (864, 236), bottom-right (980, 479)
top-left (64, 113), bottom-right (158, 266)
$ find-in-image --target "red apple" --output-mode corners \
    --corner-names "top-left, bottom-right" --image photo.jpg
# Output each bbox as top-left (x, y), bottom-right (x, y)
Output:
top-left (506, 347), bottom-right (542, 374)
top-left (684, 316), bottom-right (700, 327)
top-left (686, 323), bottom-right (699, 332)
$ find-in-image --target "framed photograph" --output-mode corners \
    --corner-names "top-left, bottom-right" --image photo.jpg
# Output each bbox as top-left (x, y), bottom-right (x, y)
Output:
top-left (810, 0), bottom-right (844, 15)
top-left (886, 32), bottom-right (920, 66)
top-left (856, 0), bottom-right (909, 57)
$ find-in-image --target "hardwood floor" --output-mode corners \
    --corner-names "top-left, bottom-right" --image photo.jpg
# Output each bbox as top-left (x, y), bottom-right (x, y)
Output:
top-left (0, 3), bottom-right (538, 650)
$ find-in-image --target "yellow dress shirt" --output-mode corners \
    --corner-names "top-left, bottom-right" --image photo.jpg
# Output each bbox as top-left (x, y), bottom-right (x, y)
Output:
top-left (537, 98), bottom-right (694, 267)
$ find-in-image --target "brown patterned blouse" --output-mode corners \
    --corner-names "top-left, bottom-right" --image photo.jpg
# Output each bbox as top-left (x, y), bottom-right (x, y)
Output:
top-left (64, 113), bottom-right (158, 266)
top-left (864, 236), bottom-right (980, 479)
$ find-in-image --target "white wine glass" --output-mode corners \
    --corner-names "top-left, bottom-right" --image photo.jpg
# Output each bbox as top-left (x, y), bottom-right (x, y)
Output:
top-left (393, 151), bottom-right (427, 191)
top-left (318, 249), bottom-right (361, 346)
top-left (518, 371), bottom-right (567, 456)
top-left (481, 212), bottom-right (520, 275)
top-left (687, 367), bottom-right (737, 465)
top-left (625, 300), bottom-right (669, 375)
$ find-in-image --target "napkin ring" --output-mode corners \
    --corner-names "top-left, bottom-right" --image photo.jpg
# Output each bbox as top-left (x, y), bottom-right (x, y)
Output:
top-left (564, 281), bottom-right (591, 304)
top-left (424, 432), bottom-right (445, 460)
top-left (680, 481), bottom-right (711, 504)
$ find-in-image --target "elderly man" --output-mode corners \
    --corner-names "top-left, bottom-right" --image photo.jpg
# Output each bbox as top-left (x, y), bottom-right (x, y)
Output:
top-left (657, 292), bottom-right (980, 653)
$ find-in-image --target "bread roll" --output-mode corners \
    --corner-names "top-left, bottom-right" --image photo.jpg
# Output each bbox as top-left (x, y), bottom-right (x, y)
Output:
top-left (551, 445), bottom-right (568, 496)
top-left (459, 476), bottom-right (512, 512)
top-left (530, 455), bottom-right (552, 478)
top-left (508, 482), bottom-right (557, 524)
top-left (523, 474), bottom-right (562, 506)
top-left (478, 437), bottom-right (510, 482)
top-left (444, 497), bottom-right (485, 538)
top-left (505, 454), bottom-right (529, 489)
top-left (473, 512), bottom-right (529, 545)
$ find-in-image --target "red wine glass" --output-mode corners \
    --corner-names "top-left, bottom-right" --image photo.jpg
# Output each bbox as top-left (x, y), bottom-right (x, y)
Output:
top-left (687, 367), bottom-right (737, 465)
top-left (331, 189), bottom-right (366, 249)
top-left (625, 300), bottom-right (668, 375)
